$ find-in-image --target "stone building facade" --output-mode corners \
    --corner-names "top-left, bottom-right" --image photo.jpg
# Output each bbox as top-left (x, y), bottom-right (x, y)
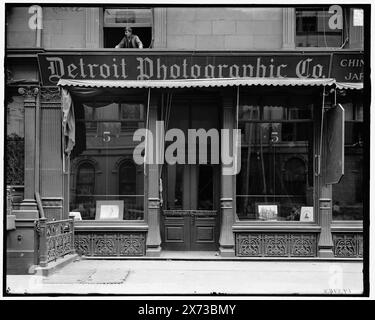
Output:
top-left (5, 5), bottom-right (366, 274)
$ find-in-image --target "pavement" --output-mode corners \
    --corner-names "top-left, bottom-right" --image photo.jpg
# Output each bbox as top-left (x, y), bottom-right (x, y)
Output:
top-left (4, 258), bottom-right (364, 296)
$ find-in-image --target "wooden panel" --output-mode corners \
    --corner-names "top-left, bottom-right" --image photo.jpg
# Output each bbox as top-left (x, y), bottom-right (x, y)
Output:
top-left (195, 226), bottom-right (215, 242)
top-left (165, 226), bottom-right (185, 242)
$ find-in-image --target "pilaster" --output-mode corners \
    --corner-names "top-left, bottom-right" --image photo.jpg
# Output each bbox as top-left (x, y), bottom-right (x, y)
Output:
top-left (282, 8), bottom-right (296, 50)
top-left (18, 87), bottom-right (39, 212)
top-left (146, 99), bottom-right (162, 256)
top-left (318, 191), bottom-right (334, 257)
top-left (219, 94), bottom-right (235, 256)
top-left (153, 8), bottom-right (167, 48)
top-left (85, 8), bottom-right (101, 49)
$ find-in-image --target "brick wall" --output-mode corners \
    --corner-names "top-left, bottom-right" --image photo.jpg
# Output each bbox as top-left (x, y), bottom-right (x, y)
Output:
top-left (166, 7), bottom-right (283, 50)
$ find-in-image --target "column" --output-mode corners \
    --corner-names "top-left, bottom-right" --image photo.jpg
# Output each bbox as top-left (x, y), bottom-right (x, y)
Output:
top-left (18, 87), bottom-right (39, 212)
top-left (318, 186), bottom-right (334, 257)
top-left (85, 8), bottom-right (101, 48)
top-left (317, 107), bottom-right (334, 257)
top-left (219, 94), bottom-right (235, 256)
top-left (40, 87), bottom-right (64, 220)
top-left (153, 8), bottom-right (167, 48)
top-left (146, 98), bottom-right (162, 256)
top-left (282, 8), bottom-right (296, 50)
top-left (349, 8), bottom-right (364, 49)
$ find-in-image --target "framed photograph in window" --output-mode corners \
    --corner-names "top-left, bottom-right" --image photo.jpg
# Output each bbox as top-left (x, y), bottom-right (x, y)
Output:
top-left (300, 206), bottom-right (314, 222)
top-left (95, 200), bottom-right (124, 220)
top-left (256, 203), bottom-right (279, 221)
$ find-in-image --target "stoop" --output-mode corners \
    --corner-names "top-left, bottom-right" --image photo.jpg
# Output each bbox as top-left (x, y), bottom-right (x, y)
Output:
top-left (33, 254), bottom-right (80, 277)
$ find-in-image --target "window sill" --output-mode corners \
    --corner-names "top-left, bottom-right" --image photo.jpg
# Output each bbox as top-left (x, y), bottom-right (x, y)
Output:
top-left (74, 220), bottom-right (148, 232)
top-left (331, 220), bottom-right (363, 232)
top-left (232, 222), bottom-right (321, 233)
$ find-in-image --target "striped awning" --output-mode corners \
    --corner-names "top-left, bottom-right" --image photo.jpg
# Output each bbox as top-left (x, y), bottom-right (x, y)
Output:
top-left (57, 77), bottom-right (337, 89)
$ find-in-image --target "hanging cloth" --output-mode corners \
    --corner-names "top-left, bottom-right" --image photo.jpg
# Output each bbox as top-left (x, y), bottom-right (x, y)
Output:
top-left (61, 88), bottom-right (75, 154)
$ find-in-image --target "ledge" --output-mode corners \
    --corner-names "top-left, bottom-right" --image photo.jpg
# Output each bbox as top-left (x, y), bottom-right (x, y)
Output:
top-left (33, 254), bottom-right (80, 277)
top-left (6, 215), bottom-right (16, 231)
top-left (74, 222), bottom-right (148, 232)
top-left (331, 224), bottom-right (363, 233)
top-left (232, 223), bottom-right (321, 233)
top-left (6, 48), bottom-right (363, 55)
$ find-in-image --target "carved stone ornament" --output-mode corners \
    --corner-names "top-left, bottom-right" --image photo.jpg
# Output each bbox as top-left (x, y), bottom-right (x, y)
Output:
top-left (41, 87), bottom-right (61, 101)
top-left (18, 86), bottom-right (39, 98)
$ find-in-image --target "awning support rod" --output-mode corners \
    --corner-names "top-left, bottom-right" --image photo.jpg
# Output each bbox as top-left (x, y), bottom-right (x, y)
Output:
top-left (144, 88), bottom-right (151, 176)
top-left (235, 86), bottom-right (240, 174)
top-left (318, 86), bottom-right (327, 176)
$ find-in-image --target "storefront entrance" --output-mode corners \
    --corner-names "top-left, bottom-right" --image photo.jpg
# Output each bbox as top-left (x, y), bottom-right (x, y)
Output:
top-left (162, 164), bottom-right (220, 250)
top-left (161, 96), bottom-right (220, 250)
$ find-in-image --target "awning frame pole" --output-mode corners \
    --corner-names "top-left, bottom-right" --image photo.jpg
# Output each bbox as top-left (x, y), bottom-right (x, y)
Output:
top-left (144, 88), bottom-right (151, 176)
top-left (235, 86), bottom-right (240, 174)
top-left (318, 86), bottom-right (327, 176)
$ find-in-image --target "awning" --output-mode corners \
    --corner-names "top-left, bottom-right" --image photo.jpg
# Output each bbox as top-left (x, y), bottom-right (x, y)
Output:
top-left (57, 77), bottom-right (336, 89)
top-left (336, 82), bottom-right (363, 90)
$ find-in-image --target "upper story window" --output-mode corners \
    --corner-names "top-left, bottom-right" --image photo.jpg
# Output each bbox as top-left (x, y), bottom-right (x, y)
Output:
top-left (296, 7), bottom-right (344, 48)
top-left (103, 8), bottom-right (153, 48)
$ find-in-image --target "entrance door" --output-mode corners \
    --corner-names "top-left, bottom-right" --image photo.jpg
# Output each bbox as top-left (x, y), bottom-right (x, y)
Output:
top-left (162, 164), bottom-right (220, 251)
top-left (161, 96), bottom-right (220, 251)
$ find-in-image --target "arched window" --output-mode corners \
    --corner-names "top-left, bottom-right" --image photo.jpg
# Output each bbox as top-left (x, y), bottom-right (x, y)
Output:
top-left (72, 162), bottom-right (95, 220)
top-left (119, 159), bottom-right (143, 220)
top-left (119, 159), bottom-right (136, 195)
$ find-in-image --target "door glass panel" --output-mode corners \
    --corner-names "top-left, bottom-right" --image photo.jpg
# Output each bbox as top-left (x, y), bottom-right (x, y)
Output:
top-left (198, 165), bottom-right (214, 210)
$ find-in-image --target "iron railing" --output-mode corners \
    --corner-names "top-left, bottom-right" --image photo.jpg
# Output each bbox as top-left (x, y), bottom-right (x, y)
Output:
top-left (36, 219), bottom-right (75, 267)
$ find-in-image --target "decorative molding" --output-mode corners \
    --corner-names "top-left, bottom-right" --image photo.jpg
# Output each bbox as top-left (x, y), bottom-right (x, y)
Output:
top-left (220, 198), bottom-right (233, 209)
top-left (333, 233), bottom-right (363, 258)
top-left (70, 156), bottom-right (101, 174)
top-left (236, 233), bottom-right (317, 257)
top-left (18, 86), bottom-right (39, 99)
top-left (282, 8), bottom-right (296, 50)
top-left (148, 198), bottom-right (161, 209)
top-left (264, 234), bottom-right (288, 256)
top-left (119, 234), bottom-right (145, 255)
top-left (291, 234), bottom-right (316, 256)
top-left (40, 87), bottom-right (61, 102)
top-left (74, 232), bottom-right (146, 256)
top-left (93, 233), bottom-right (117, 256)
top-left (42, 198), bottom-right (63, 207)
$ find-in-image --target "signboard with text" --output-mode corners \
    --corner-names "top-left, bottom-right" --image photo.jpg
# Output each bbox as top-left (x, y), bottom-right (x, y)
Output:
top-left (331, 53), bottom-right (364, 82)
top-left (37, 52), bottom-right (363, 87)
top-left (38, 53), bottom-right (332, 86)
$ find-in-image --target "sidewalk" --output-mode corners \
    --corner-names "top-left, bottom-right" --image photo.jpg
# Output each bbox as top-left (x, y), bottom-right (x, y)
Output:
top-left (5, 258), bottom-right (363, 295)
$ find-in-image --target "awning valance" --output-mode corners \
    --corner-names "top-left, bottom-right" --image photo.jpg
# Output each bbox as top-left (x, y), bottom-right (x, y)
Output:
top-left (57, 77), bottom-right (336, 89)
top-left (336, 82), bottom-right (363, 90)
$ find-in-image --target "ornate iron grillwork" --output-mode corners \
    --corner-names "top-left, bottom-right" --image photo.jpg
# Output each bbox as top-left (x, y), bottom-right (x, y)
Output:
top-left (36, 219), bottom-right (75, 266)
top-left (236, 233), bottom-right (317, 257)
